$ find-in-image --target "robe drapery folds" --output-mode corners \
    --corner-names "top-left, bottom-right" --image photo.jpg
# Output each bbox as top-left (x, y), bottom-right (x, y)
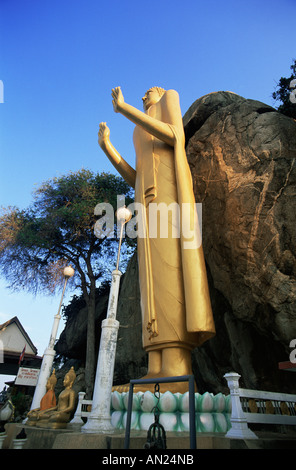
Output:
top-left (133, 90), bottom-right (215, 350)
top-left (40, 390), bottom-right (56, 411)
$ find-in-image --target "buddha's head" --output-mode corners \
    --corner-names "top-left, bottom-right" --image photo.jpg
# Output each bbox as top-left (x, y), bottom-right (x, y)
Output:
top-left (142, 87), bottom-right (165, 111)
top-left (63, 366), bottom-right (76, 388)
top-left (46, 369), bottom-right (57, 391)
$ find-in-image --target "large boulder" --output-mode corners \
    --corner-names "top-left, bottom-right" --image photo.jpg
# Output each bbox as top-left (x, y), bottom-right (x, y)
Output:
top-left (55, 289), bottom-right (109, 360)
top-left (184, 92), bottom-right (296, 393)
top-left (113, 251), bottom-right (147, 385)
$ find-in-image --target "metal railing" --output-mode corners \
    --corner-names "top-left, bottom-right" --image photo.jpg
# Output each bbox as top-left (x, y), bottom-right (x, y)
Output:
top-left (124, 375), bottom-right (196, 449)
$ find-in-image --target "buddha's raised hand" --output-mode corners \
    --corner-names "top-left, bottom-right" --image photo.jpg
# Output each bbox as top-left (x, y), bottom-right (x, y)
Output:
top-left (98, 122), bottom-right (110, 147)
top-left (111, 86), bottom-right (124, 113)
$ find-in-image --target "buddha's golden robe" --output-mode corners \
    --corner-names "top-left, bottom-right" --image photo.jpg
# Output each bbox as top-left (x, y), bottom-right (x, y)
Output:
top-left (133, 90), bottom-right (215, 351)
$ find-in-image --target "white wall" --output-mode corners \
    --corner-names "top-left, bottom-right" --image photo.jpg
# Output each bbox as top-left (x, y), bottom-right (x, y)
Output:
top-left (0, 322), bottom-right (35, 355)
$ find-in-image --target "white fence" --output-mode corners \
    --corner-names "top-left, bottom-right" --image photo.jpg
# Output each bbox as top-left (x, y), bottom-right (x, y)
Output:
top-left (71, 374), bottom-right (296, 440)
top-left (70, 392), bottom-right (92, 425)
top-left (224, 372), bottom-right (296, 439)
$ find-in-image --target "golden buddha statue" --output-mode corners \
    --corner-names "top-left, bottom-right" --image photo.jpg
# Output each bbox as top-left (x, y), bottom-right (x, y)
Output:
top-left (36, 366), bottom-right (77, 429)
top-left (26, 369), bottom-right (57, 426)
top-left (99, 87), bottom-right (215, 393)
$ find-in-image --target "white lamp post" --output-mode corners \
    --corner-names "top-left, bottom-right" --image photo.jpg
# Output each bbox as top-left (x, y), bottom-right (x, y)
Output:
top-left (29, 265), bottom-right (75, 412)
top-left (82, 206), bottom-right (132, 433)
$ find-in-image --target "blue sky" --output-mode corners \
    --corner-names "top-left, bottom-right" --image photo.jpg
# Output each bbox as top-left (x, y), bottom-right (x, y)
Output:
top-left (0, 0), bottom-right (295, 388)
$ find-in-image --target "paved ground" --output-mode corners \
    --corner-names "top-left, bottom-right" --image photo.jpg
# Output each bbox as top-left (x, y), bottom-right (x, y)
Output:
top-left (2, 423), bottom-right (296, 450)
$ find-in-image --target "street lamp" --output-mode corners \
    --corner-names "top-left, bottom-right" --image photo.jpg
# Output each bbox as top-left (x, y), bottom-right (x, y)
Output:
top-left (29, 265), bottom-right (75, 412)
top-left (115, 206), bottom-right (132, 271)
top-left (82, 206), bottom-right (132, 433)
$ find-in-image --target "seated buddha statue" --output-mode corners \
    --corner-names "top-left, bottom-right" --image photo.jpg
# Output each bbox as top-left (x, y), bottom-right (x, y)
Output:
top-left (36, 366), bottom-right (77, 429)
top-left (26, 369), bottom-right (57, 426)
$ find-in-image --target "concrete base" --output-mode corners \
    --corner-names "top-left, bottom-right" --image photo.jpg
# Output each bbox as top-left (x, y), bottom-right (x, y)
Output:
top-left (3, 423), bottom-right (72, 449)
top-left (3, 423), bottom-right (296, 450)
top-left (52, 431), bottom-right (296, 450)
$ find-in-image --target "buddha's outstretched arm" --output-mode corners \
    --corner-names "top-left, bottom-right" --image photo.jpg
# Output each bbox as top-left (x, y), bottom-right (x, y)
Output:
top-left (112, 87), bottom-right (175, 147)
top-left (98, 122), bottom-right (136, 189)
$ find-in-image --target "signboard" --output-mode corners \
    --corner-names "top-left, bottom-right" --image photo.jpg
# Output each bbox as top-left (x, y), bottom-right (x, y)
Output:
top-left (15, 367), bottom-right (40, 386)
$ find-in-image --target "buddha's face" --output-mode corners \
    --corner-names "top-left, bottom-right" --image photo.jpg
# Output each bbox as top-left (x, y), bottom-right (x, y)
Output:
top-left (63, 374), bottom-right (72, 387)
top-left (46, 377), bottom-right (56, 391)
top-left (142, 89), bottom-right (161, 111)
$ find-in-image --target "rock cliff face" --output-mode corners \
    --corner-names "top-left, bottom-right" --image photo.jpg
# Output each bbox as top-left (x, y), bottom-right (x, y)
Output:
top-left (56, 92), bottom-right (296, 394)
top-left (184, 92), bottom-right (296, 393)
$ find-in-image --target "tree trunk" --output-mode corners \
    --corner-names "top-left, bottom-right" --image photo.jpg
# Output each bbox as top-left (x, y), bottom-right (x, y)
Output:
top-left (84, 280), bottom-right (97, 399)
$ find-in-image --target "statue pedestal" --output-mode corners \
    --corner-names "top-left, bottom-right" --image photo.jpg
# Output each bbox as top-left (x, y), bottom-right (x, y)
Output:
top-left (73, 390), bottom-right (232, 434)
top-left (109, 390), bottom-right (231, 433)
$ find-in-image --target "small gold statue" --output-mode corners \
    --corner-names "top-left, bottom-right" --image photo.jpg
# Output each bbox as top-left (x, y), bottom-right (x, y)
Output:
top-left (26, 369), bottom-right (57, 426)
top-left (36, 366), bottom-right (77, 429)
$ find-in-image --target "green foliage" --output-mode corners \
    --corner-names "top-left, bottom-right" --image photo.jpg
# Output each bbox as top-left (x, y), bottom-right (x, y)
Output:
top-left (0, 168), bottom-right (135, 396)
top-left (11, 391), bottom-right (31, 421)
top-left (272, 59), bottom-right (296, 118)
top-left (0, 169), bottom-right (134, 296)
